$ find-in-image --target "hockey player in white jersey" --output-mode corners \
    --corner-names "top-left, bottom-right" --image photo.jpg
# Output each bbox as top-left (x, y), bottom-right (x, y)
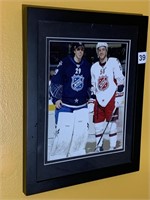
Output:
top-left (91, 42), bottom-right (125, 152)
top-left (50, 42), bottom-right (91, 159)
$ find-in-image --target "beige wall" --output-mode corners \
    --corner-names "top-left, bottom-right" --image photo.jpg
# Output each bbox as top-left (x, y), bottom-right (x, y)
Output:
top-left (0, 0), bottom-right (149, 199)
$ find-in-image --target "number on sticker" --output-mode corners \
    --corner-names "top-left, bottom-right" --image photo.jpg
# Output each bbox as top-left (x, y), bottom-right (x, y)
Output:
top-left (138, 52), bottom-right (147, 64)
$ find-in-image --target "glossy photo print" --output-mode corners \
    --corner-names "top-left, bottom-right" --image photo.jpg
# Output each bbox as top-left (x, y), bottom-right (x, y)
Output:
top-left (46, 39), bottom-right (129, 163)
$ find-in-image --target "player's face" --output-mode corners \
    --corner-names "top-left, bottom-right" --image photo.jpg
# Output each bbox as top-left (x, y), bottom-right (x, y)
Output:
top-left (97, 47), bottom-right (107, 62)
top-left (74, 46), bottom-right (84, 62)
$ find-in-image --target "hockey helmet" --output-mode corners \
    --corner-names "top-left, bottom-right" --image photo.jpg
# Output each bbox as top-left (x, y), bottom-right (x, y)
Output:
top-left (96, 42), bottom-right (108, 50)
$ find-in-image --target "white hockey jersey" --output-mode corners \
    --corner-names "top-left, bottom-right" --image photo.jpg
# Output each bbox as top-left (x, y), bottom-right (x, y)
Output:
top-left (91, 57), bottom-right (124, 107)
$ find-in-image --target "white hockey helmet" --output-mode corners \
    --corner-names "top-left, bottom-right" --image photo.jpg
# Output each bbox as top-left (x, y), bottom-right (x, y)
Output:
top-left (96, 42), bottom-right (108, 50)
top-left (96, 42), bottom-right (108, 57)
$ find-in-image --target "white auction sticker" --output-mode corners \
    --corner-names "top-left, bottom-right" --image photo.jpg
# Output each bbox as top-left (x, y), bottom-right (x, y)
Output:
top-left (138, 52), bottom-right (147, 64)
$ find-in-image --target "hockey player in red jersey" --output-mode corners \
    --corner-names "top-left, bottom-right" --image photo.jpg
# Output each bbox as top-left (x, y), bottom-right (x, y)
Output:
top-left (91, 42), bottom-right (125, 152)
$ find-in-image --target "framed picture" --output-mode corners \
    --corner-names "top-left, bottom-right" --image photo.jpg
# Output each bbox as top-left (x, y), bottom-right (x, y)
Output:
top-left (23, 5), bottom-right (148, 195)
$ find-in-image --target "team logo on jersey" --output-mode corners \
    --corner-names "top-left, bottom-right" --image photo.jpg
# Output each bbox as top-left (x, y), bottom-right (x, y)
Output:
top-left (98, 75), bottom-right (109, 91)
top-left (71, 74), bottom-right (84, 92)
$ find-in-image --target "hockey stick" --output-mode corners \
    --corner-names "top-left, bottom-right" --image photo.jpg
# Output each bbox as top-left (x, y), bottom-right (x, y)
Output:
top-left (94, 106), bottom-right (117, 151)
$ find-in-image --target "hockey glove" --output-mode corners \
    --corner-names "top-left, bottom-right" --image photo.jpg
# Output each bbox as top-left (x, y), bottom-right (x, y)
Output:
top-left (117, 84), bottom-right (124, 92)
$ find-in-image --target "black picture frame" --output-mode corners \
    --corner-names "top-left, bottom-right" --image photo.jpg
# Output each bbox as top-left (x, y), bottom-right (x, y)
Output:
top-left (23, 5), bottom-right (148, 195)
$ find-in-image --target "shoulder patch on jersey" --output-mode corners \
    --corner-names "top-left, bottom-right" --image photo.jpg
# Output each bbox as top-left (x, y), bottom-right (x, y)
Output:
top-left (108, 57), bottom-right (122, 70)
